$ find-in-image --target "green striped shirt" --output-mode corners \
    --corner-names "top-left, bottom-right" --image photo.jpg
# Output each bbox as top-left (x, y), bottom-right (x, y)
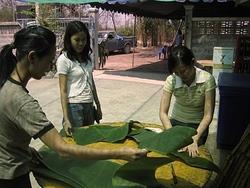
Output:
top-left (164, 67), bottom-right (216, 123)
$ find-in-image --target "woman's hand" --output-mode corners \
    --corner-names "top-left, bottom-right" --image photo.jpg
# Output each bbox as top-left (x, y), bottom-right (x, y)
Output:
top-left (179, 135), bottom-right (199, 157)
top-left (186, 140), bottom-right (199, 157)
top-left (63, 120), bottom-right (72, 136)
top-left (118, 148), bottom-right (148, 161)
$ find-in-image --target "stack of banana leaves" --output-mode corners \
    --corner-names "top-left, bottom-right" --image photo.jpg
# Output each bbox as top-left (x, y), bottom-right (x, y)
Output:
top-left (32, 121), bottom-right (220, 188)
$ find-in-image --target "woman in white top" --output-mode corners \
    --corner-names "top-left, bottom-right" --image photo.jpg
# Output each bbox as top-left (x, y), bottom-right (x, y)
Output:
top-left (57, 21), bottom-right (102, 136)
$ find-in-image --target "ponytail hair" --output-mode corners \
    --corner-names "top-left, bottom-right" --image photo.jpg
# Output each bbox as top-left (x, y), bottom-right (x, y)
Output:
top-left (0, 25), bottom-right (56, 87)
top-left (0, 44), bottom-right (17, 87)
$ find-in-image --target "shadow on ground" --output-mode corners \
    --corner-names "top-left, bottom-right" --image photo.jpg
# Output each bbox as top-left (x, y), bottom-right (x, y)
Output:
top-left (100, 47), bottom-right (169, 81)
top-left (128, 60), bottom-right (168, 74)
top-left (101, 59), bottom-right (169, 81)
top-left (102, 69), bottom-right (167, 81)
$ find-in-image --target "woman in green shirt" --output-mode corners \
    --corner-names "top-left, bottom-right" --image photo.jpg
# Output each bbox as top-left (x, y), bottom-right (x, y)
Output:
top-left (0, 25), bottom-right (147, 188)
top-left (160, 46), bottom-right (216, 157)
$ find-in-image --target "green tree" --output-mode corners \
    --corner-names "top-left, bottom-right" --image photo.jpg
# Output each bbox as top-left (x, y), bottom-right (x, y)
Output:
top-left (0, 7), bottom-right (12, 21)
top-left (136, 17), bottom-right (182, 47)
top-left (0, 0), bottom-right (13, 21)
top-left (117, 26), bottom-right (133, 36)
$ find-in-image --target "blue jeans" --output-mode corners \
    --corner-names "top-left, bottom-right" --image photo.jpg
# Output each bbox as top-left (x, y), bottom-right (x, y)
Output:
top-left (170, 119), bottom-right (208, 146)
top-left (66, 103), bottom-right (94, 127)
top-left (0, 173), bottom-right (31, 188)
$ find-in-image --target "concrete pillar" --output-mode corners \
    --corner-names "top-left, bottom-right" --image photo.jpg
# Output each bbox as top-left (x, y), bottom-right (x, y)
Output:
top-left (11, 0), bottom-right (15, 21)
top-left (35, 2), bottom-right (39, 24)
top-left (88, 8), bottom-right (99, 70)
top-left (184, 5), bottom-right (193, 49)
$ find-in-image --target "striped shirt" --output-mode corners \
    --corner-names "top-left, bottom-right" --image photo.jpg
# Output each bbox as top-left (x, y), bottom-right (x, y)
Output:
top-left (163, 67), bottom-right (216, 123)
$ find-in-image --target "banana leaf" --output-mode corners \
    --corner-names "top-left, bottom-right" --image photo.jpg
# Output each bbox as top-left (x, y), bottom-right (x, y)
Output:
top-left (91, 123), bottom-right (129, 142)
top-left (70, 123), bottom-right (129, 145)
top-left (37, 147), bottom-right (121, 188)
top-left (112, 157), bottom-right (174, 188)
top-left (135, 126), bottom-right (197, 154)
top-left (35, 148), bottom-right (176, 188)
top-left (170, 151), bottom-right (221, 173)
top-left (32, 164), bottom-right (81, 188)
top-left (34, 123), bottom-right (218, 188)
top-left (130, 129), bottom-right (158, 142)
top-left (127, 128), bottom-right (145, 137)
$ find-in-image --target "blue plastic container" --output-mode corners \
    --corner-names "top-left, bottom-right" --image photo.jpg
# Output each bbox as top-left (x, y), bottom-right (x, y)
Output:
top-left (217, 72), bottom-right (250, 149)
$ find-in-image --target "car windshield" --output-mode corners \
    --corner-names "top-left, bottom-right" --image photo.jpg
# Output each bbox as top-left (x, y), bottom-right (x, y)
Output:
top-left (98, 32), bottom-right (108, 38)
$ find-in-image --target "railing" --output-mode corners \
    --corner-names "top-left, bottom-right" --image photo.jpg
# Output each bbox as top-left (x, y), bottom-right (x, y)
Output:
top-left (16, 17), bottom-right (93, 30)
top-left (0, 22), bottom-right (21, 34)
top-left (16, 17), bottom-right (95, 50)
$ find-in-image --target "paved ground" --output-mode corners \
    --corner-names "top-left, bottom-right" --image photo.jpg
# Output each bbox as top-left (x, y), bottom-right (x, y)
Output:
top-left (100, 47), bottom-right (168, 73)
top-left (28, 47), bottom-right (231, 187)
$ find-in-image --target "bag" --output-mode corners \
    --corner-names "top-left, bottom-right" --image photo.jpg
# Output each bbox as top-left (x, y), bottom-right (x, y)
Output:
top-left (93, 106), bottom-right (102, 124)
top-left (80, 65), bottom-right (102, 124)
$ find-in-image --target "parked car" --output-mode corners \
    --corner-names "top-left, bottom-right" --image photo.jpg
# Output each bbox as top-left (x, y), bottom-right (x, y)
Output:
top-left (98, 31), bottom-right (136, 54)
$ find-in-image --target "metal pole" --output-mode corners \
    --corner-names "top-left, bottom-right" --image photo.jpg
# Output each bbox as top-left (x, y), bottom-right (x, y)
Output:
top-left (132, 15), bottom-right (136, 68)
top-left (184, 5), bottom-right (193, 49)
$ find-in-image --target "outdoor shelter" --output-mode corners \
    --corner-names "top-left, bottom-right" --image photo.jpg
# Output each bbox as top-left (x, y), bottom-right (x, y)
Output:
top-left (24, 0), bottom-right (250, 63)
top-left (89, 0), bottom-right (250, 19)
top-left (89, 0), bottom-right (250, 49)
top-left (16, 1), bottom-right (249, 187)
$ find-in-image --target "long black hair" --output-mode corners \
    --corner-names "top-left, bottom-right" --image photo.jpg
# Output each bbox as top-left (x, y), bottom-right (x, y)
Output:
top-left (168, 45), bottom-right (195, 74)
top-left (0, 25), bottom-right (56, 87)
top-left (63, 21), bottom-right (92, 62)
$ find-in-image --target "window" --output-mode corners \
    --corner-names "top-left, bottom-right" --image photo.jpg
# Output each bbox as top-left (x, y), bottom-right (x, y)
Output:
top-left (193, 19), bottom-right (250, 36)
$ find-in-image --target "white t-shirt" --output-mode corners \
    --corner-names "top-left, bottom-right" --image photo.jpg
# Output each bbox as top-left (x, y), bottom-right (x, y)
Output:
top-left (56, 52), bottom-right (94, 103)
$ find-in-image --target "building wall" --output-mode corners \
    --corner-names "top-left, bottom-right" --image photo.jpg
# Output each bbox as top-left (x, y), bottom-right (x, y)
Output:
top-left (0, 22), bottom-right (21, 48)
top-left (192, 34), bottom-right (237, 60)
top-left (191, 18), bottom-right (250, 60)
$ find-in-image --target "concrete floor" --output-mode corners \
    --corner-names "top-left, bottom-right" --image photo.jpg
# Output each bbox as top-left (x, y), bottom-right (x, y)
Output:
top-left (27, 68), bottom-right (233, 187)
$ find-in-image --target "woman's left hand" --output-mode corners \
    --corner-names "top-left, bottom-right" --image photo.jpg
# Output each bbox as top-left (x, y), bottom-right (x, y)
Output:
top-left (186, 140), bottom-right (199, 157)
top-left (179, 135), bottom-right (199, 157)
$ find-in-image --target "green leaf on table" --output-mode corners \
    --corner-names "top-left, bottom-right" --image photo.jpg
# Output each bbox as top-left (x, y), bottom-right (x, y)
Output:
top-left (137, 126), bottom-right (197, 154)
top-left (170, 151), bottom-right (221, 173)
top-left (38, 147), bottom-right (121, 188)
top-left (91, 123), bottom-right (129, 142)
top-left (72, 123), bottom-right (129, 145)
top-left (72, 127), bottom-right (103, 145)
top-left (113, 157), bottom-right (174, 188)
top-left (130, 129), bottom-right (158, 142)
top-left (32, 163), bottom-right (82, 188)
top-left (127, 127), bottom-right (145, 137)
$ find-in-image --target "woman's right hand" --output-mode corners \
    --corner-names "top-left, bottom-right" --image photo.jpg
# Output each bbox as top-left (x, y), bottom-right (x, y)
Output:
top-left (63, 120), bottom-right (72, 136)
top-left (118, 148), bottom-right (148, 161)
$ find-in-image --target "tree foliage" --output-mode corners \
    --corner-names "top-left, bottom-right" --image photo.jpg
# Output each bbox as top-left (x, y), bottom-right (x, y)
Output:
top-left (117, 26), bottom-right (134, 36)
top-left (136, 17), bottom-right (181, 47)
top-left (0, 0), bottom-right (13, 21)
top-left (0, 7), bottom-right (12, 22)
